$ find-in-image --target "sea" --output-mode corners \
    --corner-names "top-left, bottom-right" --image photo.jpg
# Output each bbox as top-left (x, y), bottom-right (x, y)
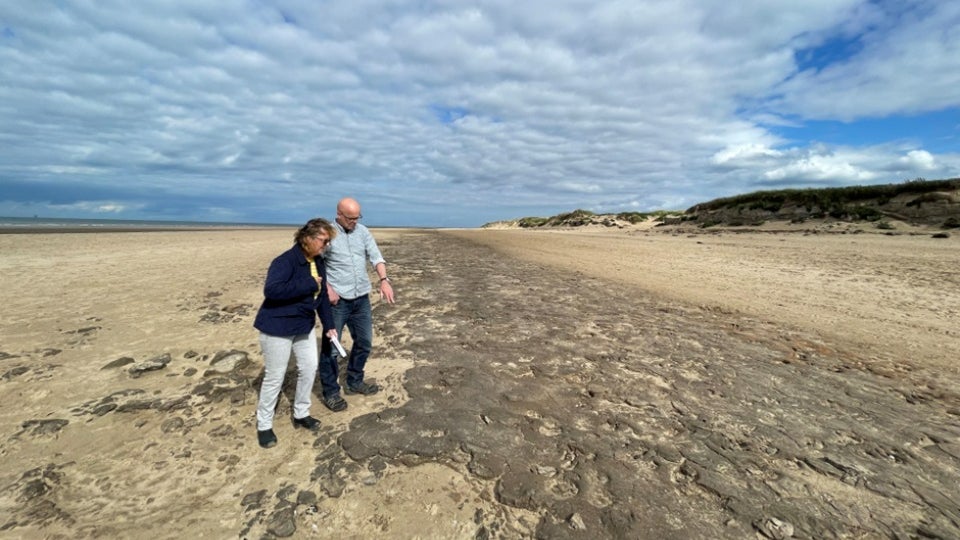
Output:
top-left (0, 216), bottom-right (296, 233)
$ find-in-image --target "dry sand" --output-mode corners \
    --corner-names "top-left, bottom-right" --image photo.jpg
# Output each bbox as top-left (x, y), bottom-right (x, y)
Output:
top-left (1, 226), bottom-right (958, 538)
top-left (452, 224), bottom-right (960, 372)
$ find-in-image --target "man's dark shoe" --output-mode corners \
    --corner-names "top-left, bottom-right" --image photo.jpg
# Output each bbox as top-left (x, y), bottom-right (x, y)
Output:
top-left (345, 381), bottom-right (380, 395)
top-left (292, 415), bottom-right (321, 431)
top-left (323, 393), bottom-right (348, 412)
top-left (257, 429), bottom-right (277, 448)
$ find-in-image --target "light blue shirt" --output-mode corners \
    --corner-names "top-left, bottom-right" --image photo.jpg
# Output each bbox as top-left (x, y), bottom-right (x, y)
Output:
top-left (323, 221), bottom-right (386, 300)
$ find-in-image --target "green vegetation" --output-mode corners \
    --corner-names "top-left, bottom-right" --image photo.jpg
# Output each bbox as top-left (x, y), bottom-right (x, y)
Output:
top-left (503, 209), bottom-right (683, 229)
top-left (848, 206), bottom-right (883, 221)
top-left (481, 177), bottom-right (958, 229)
top-left (691, 178), bottom-right (960, 215)
top-left (517, 216), bottom-right (548, 228)
top-left (615, 210), bottom-right (676, 223)
top-left (546, 209), bottom-right (595, 226)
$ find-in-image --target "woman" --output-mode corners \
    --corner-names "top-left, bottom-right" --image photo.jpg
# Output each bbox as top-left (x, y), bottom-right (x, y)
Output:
top-left (253, 218), bottom-right (338, 449)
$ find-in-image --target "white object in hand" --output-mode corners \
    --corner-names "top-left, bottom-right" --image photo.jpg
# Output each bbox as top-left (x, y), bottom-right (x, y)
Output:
top-left (330, 335), bottom-right (347, 357)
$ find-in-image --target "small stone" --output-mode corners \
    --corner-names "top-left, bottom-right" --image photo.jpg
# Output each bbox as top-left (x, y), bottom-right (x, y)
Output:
top-left (22, 419), bottom-right (69, 436)
top-left (69, 326), bottom-right (101, 335)
top-left (536, 465), bottom-right (557, 476)
top-left (205, 350), bottom-right (250, 375)
top-left (128, 354), bottom-right (172, 378)
top-left (266, 507), bottom-right (297, 537)
top-left (320, 476), bottom-right (345, 498)
top-left (296, 490), bottom-right (317, 506)
top-left (208, 425), bottom-right (235, 437)
top-left (276, 485), bottom-right (297, 501)
top-left (92, 403), bottom-right (118, 416)
top-left (2, 366), bottom-right (30, 380)
top-left (368, 457), bottom-right (387, 473)
top-left (116, 399), bottom-right (158, 413)
top-left (161, 417), bottom-right (185, 433)
top-left (101, 357), bottom-right (135, 370)
top-left (756, 517), bottom-right (794, 539)
top-left (241, 489), bottom-right (267, 509)
top-left (568, 513), bottom-right (586, 530)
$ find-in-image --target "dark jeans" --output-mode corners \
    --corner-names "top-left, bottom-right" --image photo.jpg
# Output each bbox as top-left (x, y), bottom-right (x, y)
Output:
top-left (318, 295), bottom-right (373, 397)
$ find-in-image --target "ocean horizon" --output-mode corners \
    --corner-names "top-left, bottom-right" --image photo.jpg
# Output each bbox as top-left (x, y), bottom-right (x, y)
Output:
top-left (0, 216), bottom-right (423, 233)
top-left (0, 216), bottom-right (298, 233)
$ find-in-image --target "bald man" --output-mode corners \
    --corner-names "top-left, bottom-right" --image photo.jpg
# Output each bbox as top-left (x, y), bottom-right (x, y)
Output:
top-left (317, 197), bottom-right (395, 411)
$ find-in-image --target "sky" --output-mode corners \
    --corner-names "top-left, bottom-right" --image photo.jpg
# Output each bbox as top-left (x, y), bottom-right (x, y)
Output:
top-left (1, 1), bottom-right (958, 227)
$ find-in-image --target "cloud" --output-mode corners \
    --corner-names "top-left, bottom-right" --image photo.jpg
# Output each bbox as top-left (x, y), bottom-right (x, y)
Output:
top-left (770, 2), bottom-right (960, 120)
top-left (712, 144), bottom-right (785, 167)
top-left (49, 201), bottom-right (132, 214)
top-left (0, 0), bottom-right (957, 226)
top-left (763, 153), bottom-right (878, 184)
top-left (898, 149), bottom-right (937, 171)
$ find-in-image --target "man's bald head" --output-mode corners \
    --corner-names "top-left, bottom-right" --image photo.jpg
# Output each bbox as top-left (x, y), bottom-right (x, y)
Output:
top-left (336, 198), bottom-right (362, 231)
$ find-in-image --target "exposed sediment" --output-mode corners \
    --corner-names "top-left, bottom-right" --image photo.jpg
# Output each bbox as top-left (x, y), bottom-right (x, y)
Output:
top-left (1, 229), bottom-right (957, 538)
top-left (343, 230), bottom-right (960, 538)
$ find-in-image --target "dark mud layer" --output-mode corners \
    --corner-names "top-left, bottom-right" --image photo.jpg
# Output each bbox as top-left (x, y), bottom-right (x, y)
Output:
top-left (344, 230), bottom-right (960, 539)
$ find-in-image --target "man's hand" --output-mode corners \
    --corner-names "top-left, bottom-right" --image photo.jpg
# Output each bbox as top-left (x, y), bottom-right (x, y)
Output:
top-left (327, 284), bottom-right (340, 305)
top-left (379, 280), bottom-right (396, 304)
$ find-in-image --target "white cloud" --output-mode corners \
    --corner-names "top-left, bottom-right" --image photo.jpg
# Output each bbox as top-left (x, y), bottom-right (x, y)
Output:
top-left (755, 146), bottom-right (959, 187)
top-left (712, 144), bottom-right (784, 166)
top-left (771, 2), bottom-right (960, 120)
top-left (50, 201), bottom-right (135, 214)
top-left (0, 0), bottom-right (957, 225)
top-left (764, 154), bottom-right (878, 183)
top-left (899, 149), bottom-right (937, 171)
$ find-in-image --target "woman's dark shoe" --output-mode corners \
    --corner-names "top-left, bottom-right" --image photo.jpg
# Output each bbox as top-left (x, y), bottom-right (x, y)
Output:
top-left (323, 393), bottom-right (348, 412)
top-left (292, 415), bottom-right (321, 431)
top-left (345, 381), bottom-right (380, 395)
top-left (257, 429), bottom-right (277, 448)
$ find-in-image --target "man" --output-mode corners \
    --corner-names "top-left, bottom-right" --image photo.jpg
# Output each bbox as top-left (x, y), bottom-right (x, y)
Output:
top-left (318, 197), bottom-right (396, 412)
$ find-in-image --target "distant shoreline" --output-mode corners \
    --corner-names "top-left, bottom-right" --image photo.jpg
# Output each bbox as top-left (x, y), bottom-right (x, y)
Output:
top-left (0, 216), bottom-right (298, 234)
top-left (0, 217), bottom-right (426, 234)
top-left (0, 225), bottom-right (292, 234)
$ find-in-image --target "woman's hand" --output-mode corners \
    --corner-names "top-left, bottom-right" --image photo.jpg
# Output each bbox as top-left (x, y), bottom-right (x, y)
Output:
top-left (325, 328), bottom-right (338, 341)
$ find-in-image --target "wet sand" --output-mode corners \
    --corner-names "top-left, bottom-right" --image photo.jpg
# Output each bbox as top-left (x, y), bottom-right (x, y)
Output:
top-left (1, 227), bottom-right (958, 538)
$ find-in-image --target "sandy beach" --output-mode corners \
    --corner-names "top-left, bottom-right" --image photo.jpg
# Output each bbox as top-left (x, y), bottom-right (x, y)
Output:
top-left (1, 226), bottom-right (958, 538)
top-left (453, 225), bottom-right (960, 372)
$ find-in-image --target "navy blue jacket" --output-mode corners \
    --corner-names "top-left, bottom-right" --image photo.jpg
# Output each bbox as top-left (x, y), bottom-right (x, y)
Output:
top-left (253, 244), bottom-right (334, 336)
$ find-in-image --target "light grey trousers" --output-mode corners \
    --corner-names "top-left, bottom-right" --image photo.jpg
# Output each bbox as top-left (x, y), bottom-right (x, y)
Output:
top-left (256, 329), bottom-right (317, 431)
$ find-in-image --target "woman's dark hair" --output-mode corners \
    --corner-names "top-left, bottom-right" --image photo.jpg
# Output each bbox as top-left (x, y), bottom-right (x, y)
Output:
top-left (295, 218), bottom-right (336, 246)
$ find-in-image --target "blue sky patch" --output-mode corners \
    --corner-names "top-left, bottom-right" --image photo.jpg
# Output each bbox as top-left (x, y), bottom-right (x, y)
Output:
top-left (430, 105), bottom-right (470, 125)
top-left (774, 108), bottom-right (960, 152)
top-left (794, 32), bottom-right (864, 73)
